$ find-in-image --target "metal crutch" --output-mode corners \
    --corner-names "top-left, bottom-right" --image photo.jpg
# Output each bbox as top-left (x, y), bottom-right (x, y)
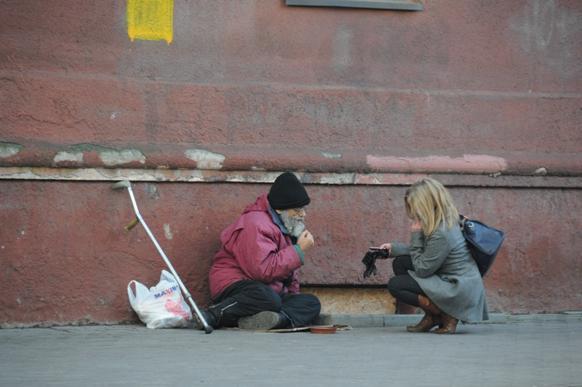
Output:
top-left (112, 180), bottom-right (213, 334)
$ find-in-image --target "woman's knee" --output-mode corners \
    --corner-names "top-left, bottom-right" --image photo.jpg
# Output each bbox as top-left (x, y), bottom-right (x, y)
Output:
top-left (387, 276), bottom-right (401, 297)
top-left (392, 256), bottom-right (411, 275)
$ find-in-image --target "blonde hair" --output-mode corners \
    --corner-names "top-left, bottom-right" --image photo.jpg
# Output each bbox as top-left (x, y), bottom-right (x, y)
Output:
top-left (405, 178), bottom-right (459, 236)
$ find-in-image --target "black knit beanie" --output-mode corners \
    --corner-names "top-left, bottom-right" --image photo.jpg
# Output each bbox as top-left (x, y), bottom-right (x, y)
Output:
top-left (268, 172), bottom-right (311, 210)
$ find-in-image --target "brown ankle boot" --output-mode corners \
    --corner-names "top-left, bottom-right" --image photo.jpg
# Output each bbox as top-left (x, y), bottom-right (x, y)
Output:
top-left (418, 295), bottom-right (442, 316)
top-left (406, 312), bottom-right (439, 333)
top-left (406, 295), bottom-right (442, 333)
top-left (396, 301), bottom-right (418, 315)
top-left (433, 313), bottom-right (458, 334)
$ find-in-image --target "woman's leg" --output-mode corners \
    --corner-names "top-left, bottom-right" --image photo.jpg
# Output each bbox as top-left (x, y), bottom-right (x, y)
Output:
top-left (392, 256), bottom-right (414, 276)
top-left (387, 273), bottom-right (424, 306)
top-left (390, 256), bottom-right (420, 314)
top-left (387, 274), bottom-right (441, 332)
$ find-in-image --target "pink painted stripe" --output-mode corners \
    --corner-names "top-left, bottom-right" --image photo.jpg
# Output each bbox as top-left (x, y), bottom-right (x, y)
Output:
top-left (366, 154), bottom-right (508, 174)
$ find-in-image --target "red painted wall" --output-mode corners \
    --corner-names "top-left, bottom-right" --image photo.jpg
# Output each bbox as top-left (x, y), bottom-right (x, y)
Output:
top-left (1, 180), bottom-right (581, 324)
top-left (1, 0), bottom-right (580, 172)
top-left (1, 0), bottom-right (581, 324)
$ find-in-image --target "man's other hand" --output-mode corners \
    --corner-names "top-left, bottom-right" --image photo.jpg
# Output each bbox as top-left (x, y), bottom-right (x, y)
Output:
top-left (297, 230), bottom-right (315, 252)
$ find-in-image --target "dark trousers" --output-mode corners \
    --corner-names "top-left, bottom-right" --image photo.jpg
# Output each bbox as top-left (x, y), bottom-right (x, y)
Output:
top-left (387, 256), bottom-right (425, 307)
top-left (210, 280), bottom-right (321, 328)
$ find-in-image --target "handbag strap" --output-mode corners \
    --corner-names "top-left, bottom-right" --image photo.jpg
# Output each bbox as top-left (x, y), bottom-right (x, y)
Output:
top-left (459, 214), bottom-right (468, 230)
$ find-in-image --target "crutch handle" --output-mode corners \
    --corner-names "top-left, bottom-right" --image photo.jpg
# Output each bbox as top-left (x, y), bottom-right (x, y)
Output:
top-left (112, 180), bottom-right (131, 190)
top-left (125, 217), bottom-right (140, 231)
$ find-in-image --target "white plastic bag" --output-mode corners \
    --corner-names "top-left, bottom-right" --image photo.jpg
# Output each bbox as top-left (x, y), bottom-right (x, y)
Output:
top-left (127, 270), bottom-right (192, 329)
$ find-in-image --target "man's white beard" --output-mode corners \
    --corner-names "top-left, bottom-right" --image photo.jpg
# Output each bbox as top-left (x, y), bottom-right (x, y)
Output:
top-left (279, 211), bottom-right (306, 238)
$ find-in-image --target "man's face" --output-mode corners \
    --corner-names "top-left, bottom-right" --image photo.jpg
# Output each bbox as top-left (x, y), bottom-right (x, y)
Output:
top-left (278, 207), bottom-right (306, 238)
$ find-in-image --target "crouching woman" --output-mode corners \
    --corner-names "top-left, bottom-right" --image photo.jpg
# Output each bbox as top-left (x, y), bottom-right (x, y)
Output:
top-left (380, 178), bottom-right (488, 334)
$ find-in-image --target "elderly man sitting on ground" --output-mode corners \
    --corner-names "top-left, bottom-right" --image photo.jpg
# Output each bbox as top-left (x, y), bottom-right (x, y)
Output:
top-left (199, 172), bottom-right (321, 330)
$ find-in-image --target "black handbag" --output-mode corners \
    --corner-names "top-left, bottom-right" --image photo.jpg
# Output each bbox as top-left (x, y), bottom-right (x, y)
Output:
top-left (460, 215), bottom-right (505, 277)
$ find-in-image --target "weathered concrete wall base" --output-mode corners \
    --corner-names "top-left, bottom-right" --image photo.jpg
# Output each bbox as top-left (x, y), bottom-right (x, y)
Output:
top-left (302, 287), bottom-right (396, 315)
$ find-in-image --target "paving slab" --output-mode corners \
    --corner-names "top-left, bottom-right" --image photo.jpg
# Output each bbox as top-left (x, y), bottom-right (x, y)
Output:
top-left (1, 319), bottom-right (582, 387)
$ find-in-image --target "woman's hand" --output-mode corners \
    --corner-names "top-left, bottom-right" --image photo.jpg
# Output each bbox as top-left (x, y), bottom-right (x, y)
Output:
top-left (410, 220), bottom-right (422, 232)
top-left (379, 243), bottom-right (392, 251)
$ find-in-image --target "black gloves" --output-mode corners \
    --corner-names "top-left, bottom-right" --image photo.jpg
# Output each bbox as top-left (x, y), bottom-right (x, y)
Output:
top-left (362, 249), bottom-right (390, 278)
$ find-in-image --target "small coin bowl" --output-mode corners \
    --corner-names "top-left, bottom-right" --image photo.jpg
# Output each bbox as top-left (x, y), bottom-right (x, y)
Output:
top-left (310, 326), bottom-right (337, 334)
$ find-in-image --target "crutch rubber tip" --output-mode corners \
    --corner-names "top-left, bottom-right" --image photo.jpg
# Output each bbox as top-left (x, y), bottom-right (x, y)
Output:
top-left (204, 326), bottom-right (213, 334)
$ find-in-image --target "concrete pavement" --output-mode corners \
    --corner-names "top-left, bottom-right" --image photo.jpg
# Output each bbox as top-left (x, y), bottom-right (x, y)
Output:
top-left (1, 316), bottom-right (582, 387)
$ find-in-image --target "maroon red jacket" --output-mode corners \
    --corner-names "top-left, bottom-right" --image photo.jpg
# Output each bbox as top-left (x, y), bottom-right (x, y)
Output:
top-left (208, 193), bottom-right (304, 300)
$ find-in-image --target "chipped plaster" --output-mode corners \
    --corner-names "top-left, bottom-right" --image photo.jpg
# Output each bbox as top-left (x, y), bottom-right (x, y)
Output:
top-left (184, 149), bottom-right (225, 170)
top-left (163, 224), bottom-right (173, 240)
top-left (321, 152), bottom-right (342, 159)
top-left (99, 149), bottom-right (146, 166)
top-left (54, 151), bottom-right (84, 164)
top-left (0, 143), bottom-right (23, 158)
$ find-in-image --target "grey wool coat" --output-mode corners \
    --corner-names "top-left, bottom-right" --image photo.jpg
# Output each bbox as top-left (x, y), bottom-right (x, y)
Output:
top-left (391, 223), bottom-right (489, 322)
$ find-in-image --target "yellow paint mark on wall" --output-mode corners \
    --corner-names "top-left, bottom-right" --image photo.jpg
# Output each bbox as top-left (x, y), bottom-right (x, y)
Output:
top-left (127, 0), bottom-right (174, 44)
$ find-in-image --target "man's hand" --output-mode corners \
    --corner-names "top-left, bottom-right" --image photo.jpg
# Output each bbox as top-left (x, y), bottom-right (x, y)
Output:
top-left (297, 230), bottom-right (314, 252)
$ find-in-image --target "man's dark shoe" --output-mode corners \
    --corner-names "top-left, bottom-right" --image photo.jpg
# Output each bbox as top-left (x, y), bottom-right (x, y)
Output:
top-left (195, 297), bottom-right (239, 329)
top-left (238, 311), bottom-right (282, 330)
top-left (195, 309), bottom-right (218, 329)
